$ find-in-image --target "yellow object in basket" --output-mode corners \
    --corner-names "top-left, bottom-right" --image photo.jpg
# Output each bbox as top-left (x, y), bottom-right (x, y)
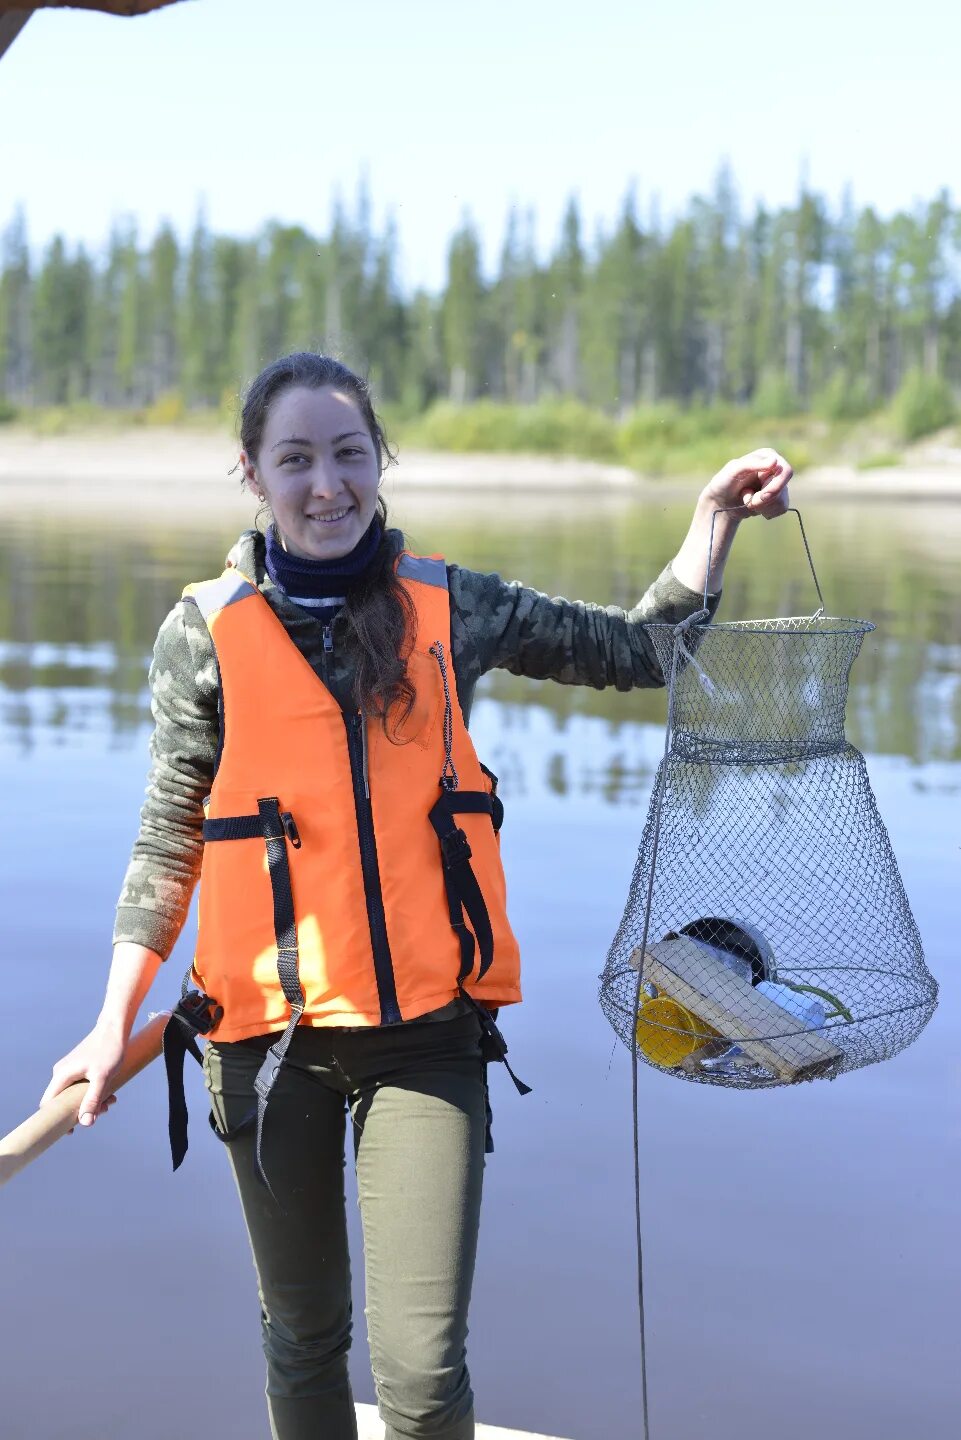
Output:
top-left (635, 996), bottom-right (722, 1068)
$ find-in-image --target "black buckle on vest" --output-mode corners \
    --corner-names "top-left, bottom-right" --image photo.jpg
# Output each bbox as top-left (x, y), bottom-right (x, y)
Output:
top-left (440, 827), bottom-right (472, 868)
top-left (253, 1043), bottom-right (285, 1104)
top-left (176, 989), bottom-right (224, 1036)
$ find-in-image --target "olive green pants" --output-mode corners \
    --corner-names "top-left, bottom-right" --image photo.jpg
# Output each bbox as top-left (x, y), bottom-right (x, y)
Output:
top-left (203, 1010), bottom-right (487, 1440)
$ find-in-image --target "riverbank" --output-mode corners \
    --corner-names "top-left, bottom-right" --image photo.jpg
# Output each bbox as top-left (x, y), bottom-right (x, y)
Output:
top-left (1, 426), bottom-right (961, 513)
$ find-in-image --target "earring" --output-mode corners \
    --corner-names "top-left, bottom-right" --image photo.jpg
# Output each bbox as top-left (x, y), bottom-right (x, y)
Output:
top-left (257, 492), bottom-right (266, 503)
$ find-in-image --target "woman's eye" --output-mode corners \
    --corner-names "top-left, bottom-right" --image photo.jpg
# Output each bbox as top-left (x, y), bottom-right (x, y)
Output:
top-left (338, 446), bottom-right (364, 459)
top-left (279, 454), bottom-right (308, 466)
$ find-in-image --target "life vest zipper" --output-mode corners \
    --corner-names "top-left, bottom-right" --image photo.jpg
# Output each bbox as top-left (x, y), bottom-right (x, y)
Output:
top-left (321, 622), bottom-right (334, 687)
top-left (344, 710), bottom-right (401, 1025)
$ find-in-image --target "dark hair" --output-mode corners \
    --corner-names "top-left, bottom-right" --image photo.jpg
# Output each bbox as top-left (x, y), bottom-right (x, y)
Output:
top-left (240, 352), bottom-right (395, 473)
top-left (240, 352), bottom-right (415, 732)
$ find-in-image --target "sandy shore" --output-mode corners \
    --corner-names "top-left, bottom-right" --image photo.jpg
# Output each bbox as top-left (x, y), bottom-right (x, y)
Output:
top-left (1, 426), bottom-right (961, 513)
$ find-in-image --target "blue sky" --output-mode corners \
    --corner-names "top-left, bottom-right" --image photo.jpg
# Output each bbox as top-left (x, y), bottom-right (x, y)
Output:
top-left (1, 0), bottom-right (958, 290)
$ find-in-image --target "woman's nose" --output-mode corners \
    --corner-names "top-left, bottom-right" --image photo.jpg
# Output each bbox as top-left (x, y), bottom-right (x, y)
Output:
top-left (309, 458), bottom-right (345, 497)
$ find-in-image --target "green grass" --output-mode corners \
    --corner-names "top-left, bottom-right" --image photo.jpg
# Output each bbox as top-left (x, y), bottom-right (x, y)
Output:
top-left (4, 389), bottom-right (959, 477)
top-left (400, 398), bottom-right (619, 461)
top-left (399, 399), bottom-right (821, 476)
top-left (856, 452), bottom-right (903, 471)
top-left (4, 398), bottom-right (226, 436)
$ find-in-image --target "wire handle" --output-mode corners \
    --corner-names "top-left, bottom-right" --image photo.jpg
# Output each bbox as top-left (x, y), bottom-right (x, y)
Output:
top-left (704, 505), bottom-right (826, 618)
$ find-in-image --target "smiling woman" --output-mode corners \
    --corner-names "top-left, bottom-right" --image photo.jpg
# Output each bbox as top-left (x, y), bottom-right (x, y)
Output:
top-left (243, 385), bottom-right (383, 562)
top-left (39, 348), bottom-right (794, 1440)
top-left (235, 352), bottom-right (416, 728)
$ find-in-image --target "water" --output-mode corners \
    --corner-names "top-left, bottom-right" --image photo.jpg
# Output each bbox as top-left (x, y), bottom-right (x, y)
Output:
top-left (1, 485), bottom-right (959, 1440)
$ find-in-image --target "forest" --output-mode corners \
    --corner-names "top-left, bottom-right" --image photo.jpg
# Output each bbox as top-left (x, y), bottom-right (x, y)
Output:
top-left (2, 170), bottom-right (960, 466)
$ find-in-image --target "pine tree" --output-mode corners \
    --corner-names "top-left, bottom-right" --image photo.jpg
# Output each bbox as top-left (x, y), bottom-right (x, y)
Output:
top-left (0, 208), bottom-right (32, 403)
top-left (443, 217), bottom-right (484, 403)
top-left (146, 223), bottom-right (180, 398)
top-left (545, 195), bottom-right (585, 398)
top-left (115, 220), bottom-right (147, 404)
top-left (180, 208), bottom-right (216, 406)
top-left (581, 189), bottom-right (649, 412)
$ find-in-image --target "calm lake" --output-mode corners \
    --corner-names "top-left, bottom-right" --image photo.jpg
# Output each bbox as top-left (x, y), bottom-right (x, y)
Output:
top-left (1, 481), bottom-right (959, 1440)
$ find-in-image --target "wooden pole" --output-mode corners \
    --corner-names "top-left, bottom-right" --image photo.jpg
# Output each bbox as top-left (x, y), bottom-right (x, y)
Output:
top-left (0, 1011), bottom-right (169, 1189)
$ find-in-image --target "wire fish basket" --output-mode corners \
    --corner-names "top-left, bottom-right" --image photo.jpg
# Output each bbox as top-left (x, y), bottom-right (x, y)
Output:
top-left (599, 510), bottom-right (938, 1088)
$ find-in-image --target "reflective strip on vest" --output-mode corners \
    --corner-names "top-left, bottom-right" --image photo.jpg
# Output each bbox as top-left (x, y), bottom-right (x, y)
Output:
top-left (184, 571), bottom-right (257, 621)
top-left (396, 554), bottom-right (448, 589)
top-left (187, 550), bottom-right (521, 1042)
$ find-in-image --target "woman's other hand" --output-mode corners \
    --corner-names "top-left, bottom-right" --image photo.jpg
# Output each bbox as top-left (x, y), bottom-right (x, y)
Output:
top-left (39, 1022), bottom-right (124, 1127)
top-left (671, 447), bottom-right (795, 595)
top-left (702, 446), bottom-right (793, 518)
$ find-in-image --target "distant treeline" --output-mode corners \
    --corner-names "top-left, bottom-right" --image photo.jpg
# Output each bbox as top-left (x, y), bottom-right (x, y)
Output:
top-left (2, 172), bottom-right (961, 428)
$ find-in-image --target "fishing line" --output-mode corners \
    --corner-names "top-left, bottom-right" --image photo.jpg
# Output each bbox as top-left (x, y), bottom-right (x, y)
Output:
top-left (628, 611), bottom-right (700, 1440)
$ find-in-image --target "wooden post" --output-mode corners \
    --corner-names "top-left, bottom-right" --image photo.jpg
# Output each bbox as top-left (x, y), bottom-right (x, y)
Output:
top-left (0, 1011), bottom-right (169, 1189)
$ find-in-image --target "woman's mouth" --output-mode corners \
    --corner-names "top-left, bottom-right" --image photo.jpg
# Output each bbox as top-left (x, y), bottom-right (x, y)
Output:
top-left (307, 505), bottom-right (353, 525)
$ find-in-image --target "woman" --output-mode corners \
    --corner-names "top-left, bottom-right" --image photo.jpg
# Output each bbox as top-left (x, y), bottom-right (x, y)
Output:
top-left (41, 353), bottom-right (791, 1440)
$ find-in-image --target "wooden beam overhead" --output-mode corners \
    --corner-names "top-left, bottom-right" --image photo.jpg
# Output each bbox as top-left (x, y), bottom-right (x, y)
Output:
top-left (0, 10), bottom-right (31, 63)
top-left (0, 3), bottom-right (184, 15)
top-left (0, 2), bottom-right (186, 63)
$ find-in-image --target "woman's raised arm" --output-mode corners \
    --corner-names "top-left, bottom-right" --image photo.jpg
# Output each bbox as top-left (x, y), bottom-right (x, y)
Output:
top-left (670, 447), bottom-right (793, 597)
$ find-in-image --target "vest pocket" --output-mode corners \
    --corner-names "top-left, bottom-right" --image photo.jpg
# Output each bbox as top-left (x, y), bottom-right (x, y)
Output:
top-left (384, 648), bottom-right (441, 749)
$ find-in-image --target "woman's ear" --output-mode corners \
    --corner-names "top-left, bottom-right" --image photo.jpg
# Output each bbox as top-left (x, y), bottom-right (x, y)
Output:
top-left (240, 450), bottom-right (263, 500)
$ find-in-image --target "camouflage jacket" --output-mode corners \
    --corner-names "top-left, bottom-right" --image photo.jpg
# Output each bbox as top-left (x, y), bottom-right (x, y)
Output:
top-left (114, 527), bottom-right (719, 959)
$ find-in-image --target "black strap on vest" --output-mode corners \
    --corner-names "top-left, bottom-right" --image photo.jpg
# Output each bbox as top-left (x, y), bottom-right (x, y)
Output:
top-left (428, 788), bottom-right (498, 986)
top-left (164, 796), bottom-right (304, 1191)
top-left (163, 981), bottom-right (223, 1170)
top-left (459, 987), bottom-right (532, 1103)
top-left (427, 766), bottom-right (530, 1115)
top-left (250, 797), bottom-right (306, 1194)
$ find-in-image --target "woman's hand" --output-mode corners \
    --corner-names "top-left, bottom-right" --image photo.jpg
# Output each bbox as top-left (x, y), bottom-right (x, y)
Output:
top-left (39, 1021), bottom-right (124, 1128)
top-left (40, 942), bottom-right (164, 1128)
top-left (701, 446), bottom-right (793, 518)
top-left (671, 447), bottom-right (795, 595)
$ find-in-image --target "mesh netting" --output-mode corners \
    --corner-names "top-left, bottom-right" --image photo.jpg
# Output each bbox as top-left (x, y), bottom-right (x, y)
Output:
top-left (599, 614), bottom-right (938, 1089)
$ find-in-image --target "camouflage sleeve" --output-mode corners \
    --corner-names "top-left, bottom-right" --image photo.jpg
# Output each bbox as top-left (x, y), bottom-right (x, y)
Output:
top-left (112, 599), bottom-right (220, 959)
top-left (448, 561), bottom-right (718, 703)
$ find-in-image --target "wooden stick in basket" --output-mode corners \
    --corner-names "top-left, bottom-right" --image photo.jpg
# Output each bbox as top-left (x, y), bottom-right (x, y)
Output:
top-left (631, 937), bottom-right (843, 1081)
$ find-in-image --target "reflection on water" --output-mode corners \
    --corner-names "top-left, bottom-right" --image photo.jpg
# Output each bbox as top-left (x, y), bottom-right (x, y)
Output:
top-left (2, 496), bottom-right (960, 766)
top-left (1, 489), bottom-right (959, 1440)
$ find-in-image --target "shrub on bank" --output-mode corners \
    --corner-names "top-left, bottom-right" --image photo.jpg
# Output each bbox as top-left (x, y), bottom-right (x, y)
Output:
top-left (144, 390), bottom-right (186, 426)
top-left (752, 371), bottom-right (802, 419)
top-left (0, 396), bottom-right (17, 424)
top-left (403, 399), bottom-right (619, 461)
top-left (889, 369), bottom-right (957, 442)
top-left (617, 403), bottom-right (814, 476)
top-left (857, 452), bottom-right (902, 470)
top-left (402, 398), bottom-right (823, 476)
top-left (813, 374), bottom-right (877, 422)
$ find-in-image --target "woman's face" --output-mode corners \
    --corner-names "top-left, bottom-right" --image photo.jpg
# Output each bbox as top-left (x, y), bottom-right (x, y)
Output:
top-left (243, 385), bottom-right (381, 561)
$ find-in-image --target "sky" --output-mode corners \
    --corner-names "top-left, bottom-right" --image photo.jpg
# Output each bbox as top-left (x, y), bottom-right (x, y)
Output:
top-left (1, 0), bottom-right (959, 291)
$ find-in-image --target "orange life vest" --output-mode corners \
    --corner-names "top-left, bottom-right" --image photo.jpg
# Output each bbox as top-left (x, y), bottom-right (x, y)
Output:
top-left (182, 551), bottom-right (522, 1046)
